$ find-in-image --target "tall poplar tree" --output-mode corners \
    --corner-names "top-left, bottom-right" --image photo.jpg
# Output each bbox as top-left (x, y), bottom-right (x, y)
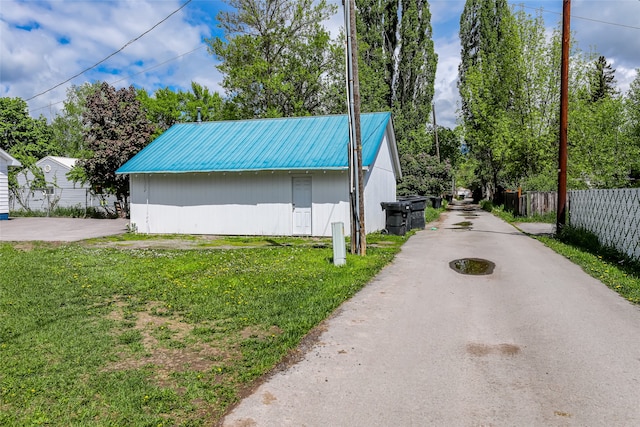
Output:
top-left (394, 0), bottom-right (437, 150)
top-left (458, 0), bottom-right (523, 199)
top-left (356, 0), bottom-right (395, 111)
top-left (355, 0), bottom-right (439, 196)
top-left (356, 0), bottom-right (437, 154)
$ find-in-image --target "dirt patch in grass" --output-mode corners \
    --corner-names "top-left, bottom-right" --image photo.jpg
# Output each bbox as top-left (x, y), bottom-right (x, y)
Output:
top-left (8, 241), bottom-right (65, 251)
top-left (105, 300), bottom-right (237, 377)
top-left (89, 237), bottom-right (233, 250)
top-left (8, 242), bottom-right (36, 251)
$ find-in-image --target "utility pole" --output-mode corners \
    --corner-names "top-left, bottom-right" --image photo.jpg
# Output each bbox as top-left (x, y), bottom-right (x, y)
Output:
top-left (557, 0), bottom-right (571, 233)
top-left (432, 103), bottom-right (440, 162)
top-left (344, 0), bottom-right (366, 255)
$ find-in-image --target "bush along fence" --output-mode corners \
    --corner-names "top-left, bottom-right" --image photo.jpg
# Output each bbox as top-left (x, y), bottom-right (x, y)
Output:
top-left (503, 191), bottom-right (557, 217)
top-left (569, 188), bottom-right (640, 262)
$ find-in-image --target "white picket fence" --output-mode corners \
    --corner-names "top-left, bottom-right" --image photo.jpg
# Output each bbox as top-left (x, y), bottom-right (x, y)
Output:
top-left (569, 188), bottom-right (640, 261)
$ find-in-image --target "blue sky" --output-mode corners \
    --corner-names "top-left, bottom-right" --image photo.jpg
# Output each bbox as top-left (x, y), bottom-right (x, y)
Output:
top-left (1, 0), bottom-right (639, 128)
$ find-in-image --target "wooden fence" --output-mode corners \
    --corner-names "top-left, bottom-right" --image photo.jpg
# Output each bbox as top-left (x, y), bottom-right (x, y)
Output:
top-left (503, 191), bottom-right (557, 217)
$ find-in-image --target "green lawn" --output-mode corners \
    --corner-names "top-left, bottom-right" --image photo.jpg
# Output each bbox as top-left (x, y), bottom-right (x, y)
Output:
top-left (0, 233), bottom-right (408, 426)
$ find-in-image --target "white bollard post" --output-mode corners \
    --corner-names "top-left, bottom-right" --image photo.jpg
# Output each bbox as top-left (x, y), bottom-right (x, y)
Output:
top-left (332, 222), bottom-right (346, 266)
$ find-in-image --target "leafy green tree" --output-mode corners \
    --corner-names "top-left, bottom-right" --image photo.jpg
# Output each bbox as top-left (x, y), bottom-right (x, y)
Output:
top-left (181, 82), bottom-right (238, 122)
top-left (627, 70), bottom-right (640, 140)
top-left (136, 86), bottom-right (183, 136)
top-left (430, 125), bottom-right (463, 169)
top-left (507, 8), bottom-right (562, 191)
top-left (565, 59), bottom-right (638, 189)
top-left (459, 1), bottom-right (563, 198)
top-left (626, 70), bottom-right (640, 185)
top-left (0, 97), bottom-right (55, 166)
top-left (80, 83), bottom-right (154, 208)
top-left (50, 83), bottom-right (100, 158)
top-left (0, 97), bottom-right (56, 207)
top-left (137, 83), bottom-right (241, 138)
top-left (207, 0), bottom-right (340, 118)
top-left (397, 153), bottom-right (452, 196)
top-left (568, 94), bottom-right (631, 188)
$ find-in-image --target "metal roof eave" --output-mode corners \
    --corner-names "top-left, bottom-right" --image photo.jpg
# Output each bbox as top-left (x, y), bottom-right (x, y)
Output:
top-left (117, 167), bottom-right (355, 175)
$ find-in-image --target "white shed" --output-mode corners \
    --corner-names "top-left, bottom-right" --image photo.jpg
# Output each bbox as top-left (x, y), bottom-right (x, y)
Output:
top-left (116, 112), bottom-right (402, 237)
top-left (0, 148), bottom-right (21, 220)
top-left (13, 156), bottom-right (117, 212)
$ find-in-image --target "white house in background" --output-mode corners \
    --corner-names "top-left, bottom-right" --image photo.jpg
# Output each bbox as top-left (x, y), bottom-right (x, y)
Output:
top-left (1, 148), bottom-right (21, 220)
top-left (14, 156), bottom-right (116, 212)
top-left (116, 112), bottom-right (402, 237)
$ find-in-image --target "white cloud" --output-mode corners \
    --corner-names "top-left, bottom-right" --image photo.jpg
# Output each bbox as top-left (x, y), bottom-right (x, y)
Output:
top-left (431, 1), bottom-right (464, 128)
top-left (1, 0), bottom-right (217, 120)
top-left (433, 36), bottom-right (462, 128)
top-left (570, 0), bottom-right (640, 92)
top-left (1, 0), bottom-right (638, 126)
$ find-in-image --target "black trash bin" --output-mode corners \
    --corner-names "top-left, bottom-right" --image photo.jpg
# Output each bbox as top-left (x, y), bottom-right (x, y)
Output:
top-left (429, 196), bottom-right (442, 209)
top-left (381, 201), bottom-right (411, 235)
top-left (398, 195), bottom-right (428, 230)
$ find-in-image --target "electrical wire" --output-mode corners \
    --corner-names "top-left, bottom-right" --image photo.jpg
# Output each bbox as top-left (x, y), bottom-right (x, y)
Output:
top-left (26, 0), bottom-right (193, 102)
top-left (512, 3), bottom-right (640, 31)
top-left (29, 45), bottom-right (207, 114)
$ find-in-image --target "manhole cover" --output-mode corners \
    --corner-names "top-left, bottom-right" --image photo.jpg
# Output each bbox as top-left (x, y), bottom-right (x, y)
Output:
top-left (449, 258), bottom-right (495, 275)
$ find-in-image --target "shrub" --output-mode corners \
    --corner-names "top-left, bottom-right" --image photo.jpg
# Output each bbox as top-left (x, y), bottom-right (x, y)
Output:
top-left (10, 206), bottom-right (116, 219)
top-left (479, 199), bottom-right (493, 212)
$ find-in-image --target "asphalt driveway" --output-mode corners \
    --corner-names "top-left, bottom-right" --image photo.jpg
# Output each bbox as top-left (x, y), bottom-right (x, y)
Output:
top-left (0, 217), bottom-right (129, 241)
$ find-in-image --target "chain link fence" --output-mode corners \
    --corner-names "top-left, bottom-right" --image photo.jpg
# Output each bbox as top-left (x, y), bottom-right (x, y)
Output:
top-left (569, 189), bottom-right (640, 261)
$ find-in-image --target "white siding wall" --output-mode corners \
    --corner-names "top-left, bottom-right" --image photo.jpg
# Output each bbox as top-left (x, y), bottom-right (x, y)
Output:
top-left (364, 132), bottom-right (397, 233)
top-left (0, 159), bottom-right (8, 217)
top-left (129, 171), bottom-right (351, 237)
top-left (310, 172), bottom-right (350, 236)
top-left (14, 160), bottom-right (116, 210)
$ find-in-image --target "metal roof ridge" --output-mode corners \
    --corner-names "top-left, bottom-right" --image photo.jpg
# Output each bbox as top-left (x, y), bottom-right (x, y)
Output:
top-left (173, 111), bottom-right (390, 126)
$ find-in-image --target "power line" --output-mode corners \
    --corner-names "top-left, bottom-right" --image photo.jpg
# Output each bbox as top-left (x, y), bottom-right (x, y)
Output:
top-left (111, 46), bottom-right (206, 86)
top-left (30, 45), bottom-right (207, 114)
top-left (26, 0), bottom-right (192, 102)
top-left (513, 3), bottom-right (640, 31)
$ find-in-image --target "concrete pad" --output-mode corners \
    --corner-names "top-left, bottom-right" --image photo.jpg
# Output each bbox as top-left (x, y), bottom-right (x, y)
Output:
top-left (0, 217), bottom-right (129, 241)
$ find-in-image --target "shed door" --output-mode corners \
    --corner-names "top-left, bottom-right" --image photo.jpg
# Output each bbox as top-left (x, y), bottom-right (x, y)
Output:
top-left (292, 177), bottom-right (312, 235)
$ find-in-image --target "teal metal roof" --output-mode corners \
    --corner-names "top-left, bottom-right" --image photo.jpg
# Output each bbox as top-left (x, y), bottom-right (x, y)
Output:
top-left (117, 112), bottom-right (392, 174)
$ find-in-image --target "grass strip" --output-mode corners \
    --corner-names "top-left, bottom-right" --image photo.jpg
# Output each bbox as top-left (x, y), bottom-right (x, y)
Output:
top-left (535, 235), bottom-right (640, 305)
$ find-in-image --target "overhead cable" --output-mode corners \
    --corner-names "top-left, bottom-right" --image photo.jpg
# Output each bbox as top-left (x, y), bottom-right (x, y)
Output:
top-left (30, 45), bottom-right (207, 114)
top-left (26, 0), bottom-right (192, 102)
top-left (513, 3), bottom-right (640, 31)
